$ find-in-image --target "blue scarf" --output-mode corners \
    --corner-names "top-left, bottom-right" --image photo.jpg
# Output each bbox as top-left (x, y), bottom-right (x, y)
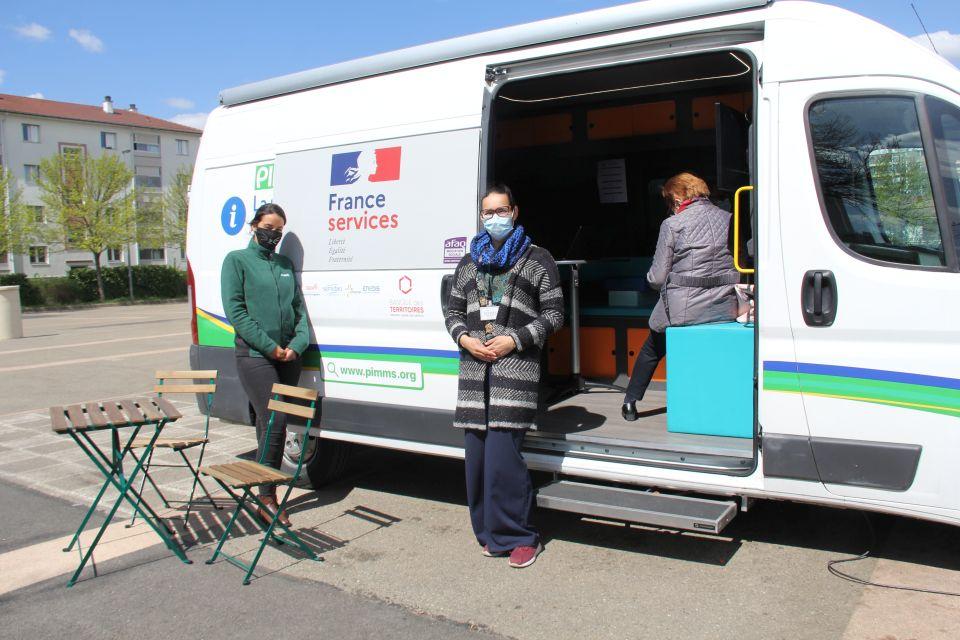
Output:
top-left (470, 225), bottom-right (531, 272)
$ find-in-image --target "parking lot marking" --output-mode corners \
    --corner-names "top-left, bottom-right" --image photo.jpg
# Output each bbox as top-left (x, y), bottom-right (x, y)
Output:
top-left (0, 332), bottom-right (189, 355)
top-left (0, 518), bottom-right (165, 595)
top-left (0, 347), bottom-right (184, 373)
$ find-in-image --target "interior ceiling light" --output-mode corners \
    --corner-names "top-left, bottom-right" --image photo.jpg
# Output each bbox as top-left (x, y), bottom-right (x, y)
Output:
top-left (498, 52), bottom-right (751, 104)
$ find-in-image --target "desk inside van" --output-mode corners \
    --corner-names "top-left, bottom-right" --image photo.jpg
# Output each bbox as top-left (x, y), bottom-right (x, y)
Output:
top-left (549, 258), bottom-right (663, 383)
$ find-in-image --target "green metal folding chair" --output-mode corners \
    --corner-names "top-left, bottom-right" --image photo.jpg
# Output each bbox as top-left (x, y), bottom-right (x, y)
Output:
top-left (201, 383), bottom-right (321, 584)
top-left (128, 370), bottom-right (221, 527)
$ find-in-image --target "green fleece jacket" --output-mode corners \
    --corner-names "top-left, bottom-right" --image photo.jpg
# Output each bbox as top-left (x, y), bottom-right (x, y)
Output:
top-left (221, 239), bottom-right (310, 358)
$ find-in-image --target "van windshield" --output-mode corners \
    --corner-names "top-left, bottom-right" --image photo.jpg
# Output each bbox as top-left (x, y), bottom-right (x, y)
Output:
top-left (809, 96), bottom-right (946, 267)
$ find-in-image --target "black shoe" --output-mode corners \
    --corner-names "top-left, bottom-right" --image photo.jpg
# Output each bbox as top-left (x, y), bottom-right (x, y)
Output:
top-left (621, 401), bottom-right (639, 422)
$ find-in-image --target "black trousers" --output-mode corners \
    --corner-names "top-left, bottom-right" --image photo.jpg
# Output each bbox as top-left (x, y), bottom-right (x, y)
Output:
top-left (236, 355), bottom-right (302, 495)
top-left (624, 329), bottom-right (667, 404)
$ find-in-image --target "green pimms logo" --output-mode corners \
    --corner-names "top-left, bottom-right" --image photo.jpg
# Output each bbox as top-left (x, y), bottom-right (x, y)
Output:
top-left (254, 163), bottom-right (274, 190)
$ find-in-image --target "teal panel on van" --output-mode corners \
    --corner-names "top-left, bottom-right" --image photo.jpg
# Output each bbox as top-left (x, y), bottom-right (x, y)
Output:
top-left (666, 322), bottom-right (754, 438)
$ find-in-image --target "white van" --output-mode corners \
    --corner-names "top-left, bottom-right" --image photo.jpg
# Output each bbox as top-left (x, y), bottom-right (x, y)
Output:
top-left (186, 0), bottom-right (960, 533)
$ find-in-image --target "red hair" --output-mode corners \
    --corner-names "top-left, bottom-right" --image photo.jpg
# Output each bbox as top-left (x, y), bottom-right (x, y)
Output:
top-left (662, 172), bottom-right (710, 202)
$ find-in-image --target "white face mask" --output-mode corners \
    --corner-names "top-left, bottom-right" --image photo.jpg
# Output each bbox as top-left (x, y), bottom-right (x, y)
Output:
top-left (483, 214), bottom-right (514, 241)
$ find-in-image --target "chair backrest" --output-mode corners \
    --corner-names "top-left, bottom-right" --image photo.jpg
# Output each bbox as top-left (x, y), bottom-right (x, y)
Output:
top-left (155, 370), bottom-right (218, 435)
top-left (263, 384), bottom-right (320, 477)
top-left (266, 383), bottom-right (318, 422)
top-left (154, 370), bottom-right (218, 396)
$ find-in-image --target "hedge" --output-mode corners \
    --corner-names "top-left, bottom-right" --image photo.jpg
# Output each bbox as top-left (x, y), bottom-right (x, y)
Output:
top-left (69, 265), bottom-right (188, 301)
top-left (0, 273), bottom-right (43, 306)
top-left (0, 265), bottom-right (186, 306)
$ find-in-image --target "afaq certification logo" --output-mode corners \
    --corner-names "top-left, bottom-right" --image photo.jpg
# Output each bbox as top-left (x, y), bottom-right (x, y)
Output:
top-left (330, 147), bottom-right (402, 186)
top-left (443, 237), bottom-right (467, 264)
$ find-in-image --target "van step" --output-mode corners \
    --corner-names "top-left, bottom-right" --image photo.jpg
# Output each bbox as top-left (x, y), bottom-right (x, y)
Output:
top-left (536, 480), bottom-right (737, 534)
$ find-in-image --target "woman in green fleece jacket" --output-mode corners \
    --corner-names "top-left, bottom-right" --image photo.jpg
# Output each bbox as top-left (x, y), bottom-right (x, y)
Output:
top-left (221, 203), bottom-right (309, 527)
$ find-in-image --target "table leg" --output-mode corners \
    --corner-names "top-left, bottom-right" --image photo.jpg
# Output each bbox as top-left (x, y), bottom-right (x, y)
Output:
top-left (76, 429), bottom-right (175, 535)
top-left (64, 424), bottom-right (190, 586)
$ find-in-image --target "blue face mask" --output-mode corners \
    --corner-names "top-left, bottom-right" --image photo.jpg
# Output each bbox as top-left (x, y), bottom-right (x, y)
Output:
top-left (483, 214), bottom-right (514, 241)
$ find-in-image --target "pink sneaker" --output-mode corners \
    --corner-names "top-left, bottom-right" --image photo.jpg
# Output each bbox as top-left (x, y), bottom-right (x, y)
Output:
top-left (482, 545), bottom-right (508, 557)
top-left (508, 543), bottom-right (543, 568)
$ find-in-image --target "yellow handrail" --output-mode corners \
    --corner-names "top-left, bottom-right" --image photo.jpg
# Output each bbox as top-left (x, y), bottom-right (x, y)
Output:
top-left (733, 185), bottom-right (755, 275)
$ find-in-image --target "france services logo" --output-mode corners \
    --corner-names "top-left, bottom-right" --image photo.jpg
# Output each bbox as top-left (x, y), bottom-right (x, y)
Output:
top-left (330, 147), bottom-right (402, 186)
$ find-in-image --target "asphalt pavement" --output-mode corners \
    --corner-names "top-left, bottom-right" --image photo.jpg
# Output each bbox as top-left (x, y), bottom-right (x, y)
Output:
top-left (1, 303), bottom-right (960, 640)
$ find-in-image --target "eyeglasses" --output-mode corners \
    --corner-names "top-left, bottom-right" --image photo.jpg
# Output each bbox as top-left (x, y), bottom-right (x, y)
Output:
top-left (479, 206), bottom-right (514, 220)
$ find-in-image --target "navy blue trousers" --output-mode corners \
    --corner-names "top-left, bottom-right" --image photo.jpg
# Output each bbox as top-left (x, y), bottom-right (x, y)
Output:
top-left (464, 428), bottom-right (538, 553)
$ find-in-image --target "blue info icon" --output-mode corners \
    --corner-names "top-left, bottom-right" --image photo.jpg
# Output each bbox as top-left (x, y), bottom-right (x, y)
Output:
top-left (221, 197), bottom-right (246, 235)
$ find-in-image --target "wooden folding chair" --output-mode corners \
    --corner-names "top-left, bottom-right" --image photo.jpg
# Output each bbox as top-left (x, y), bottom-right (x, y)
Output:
top-left (128, 370), bottom-right (220, 526)
top-left (201, 383), bottom-right (321, 585)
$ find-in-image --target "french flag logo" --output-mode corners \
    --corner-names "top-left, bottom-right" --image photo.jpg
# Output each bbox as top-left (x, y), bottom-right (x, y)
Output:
top-left (330, 147), bottom-right (402, 186)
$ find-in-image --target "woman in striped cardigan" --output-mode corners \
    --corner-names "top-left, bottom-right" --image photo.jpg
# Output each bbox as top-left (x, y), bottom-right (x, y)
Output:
top-left (445, 184), bottom-right (564, 568)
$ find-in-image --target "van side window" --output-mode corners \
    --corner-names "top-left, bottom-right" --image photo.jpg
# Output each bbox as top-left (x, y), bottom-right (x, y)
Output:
top-left (809, 97), bottom-right (945, 267)
top-left (925, 96), bottom-right (960, 257)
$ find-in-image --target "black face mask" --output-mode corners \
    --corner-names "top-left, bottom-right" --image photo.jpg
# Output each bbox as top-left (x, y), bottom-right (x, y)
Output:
top-left (254, 227), bottom-right (282, 251)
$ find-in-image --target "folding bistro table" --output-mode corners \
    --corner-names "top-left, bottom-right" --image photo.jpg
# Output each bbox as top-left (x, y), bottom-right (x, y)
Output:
top-left (49, 396), bottom-right (191, 587)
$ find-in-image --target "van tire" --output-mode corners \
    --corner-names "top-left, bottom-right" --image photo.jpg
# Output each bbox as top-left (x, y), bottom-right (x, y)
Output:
top-left (280, 431), bottom-right (352, 488)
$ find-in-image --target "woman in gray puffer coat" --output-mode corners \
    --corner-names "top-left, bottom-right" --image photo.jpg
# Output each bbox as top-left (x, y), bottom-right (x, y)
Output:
top-left (622, 172), bottom-right (740, 421)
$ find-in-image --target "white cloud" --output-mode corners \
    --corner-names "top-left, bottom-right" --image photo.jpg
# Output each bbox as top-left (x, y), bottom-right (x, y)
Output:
top-left (27, 92), bottom-right (44, 99)
top-left (911, 31), bottom-right (960, 64)
top-left (165, 97), bottom-right (195, 110)
top-left (170, 112), bottom-right (209, 130)
top-left (15, 23), bottom-right (51, 41)
top-left (0, 69), bottom-right (5, 85)
top-left (68, 28), bottom-right (104, 53)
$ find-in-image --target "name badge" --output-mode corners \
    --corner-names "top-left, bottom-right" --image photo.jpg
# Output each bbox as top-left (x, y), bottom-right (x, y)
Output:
top-left (480, 305), bottom-right (499, 321)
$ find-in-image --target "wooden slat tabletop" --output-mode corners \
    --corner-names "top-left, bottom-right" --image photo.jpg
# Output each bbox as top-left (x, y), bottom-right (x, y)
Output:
top-left (50, 407), bottom-right (70, 433)
top-left (84, 403), bottom-right (110, 427)
top-left (153, 396), bottom-right (183, 421)
top-left (136, 398), bottom-right (163, 422)
top-left (102, 401), bottom-right (127, 425)
top-left (119, 399), bottom-right (147, 425)
top-left (66, 405), bottom-right (89, 431)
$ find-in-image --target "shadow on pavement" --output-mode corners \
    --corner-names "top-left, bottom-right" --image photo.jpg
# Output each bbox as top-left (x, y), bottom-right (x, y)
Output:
top-left (312, 443), bottom-right (960, 572)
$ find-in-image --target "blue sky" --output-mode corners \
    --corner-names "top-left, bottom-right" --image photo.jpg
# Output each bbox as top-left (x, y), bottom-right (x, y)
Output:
top-left (2, 0), bottom-right (958, 129)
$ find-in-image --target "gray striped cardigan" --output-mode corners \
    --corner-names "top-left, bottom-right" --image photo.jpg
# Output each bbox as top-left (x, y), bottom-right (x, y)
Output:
top-left (444, 245), bottom-right (564, 431)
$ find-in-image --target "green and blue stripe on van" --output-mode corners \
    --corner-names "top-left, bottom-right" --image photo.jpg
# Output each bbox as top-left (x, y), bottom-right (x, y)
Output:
top-left (764, 361), bottom-right (960, 418)
top-left (200, 309), bottom-right (959, 416)
top-left (196, 308), bottom-right (459, 375)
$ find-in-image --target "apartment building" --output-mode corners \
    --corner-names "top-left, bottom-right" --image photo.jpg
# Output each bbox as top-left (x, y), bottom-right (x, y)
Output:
top-left (0, 93), bottom-right (201, 276)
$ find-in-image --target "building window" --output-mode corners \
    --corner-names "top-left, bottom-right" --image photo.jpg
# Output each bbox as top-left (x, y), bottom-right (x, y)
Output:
top-left (22, 124), bottom-right (40, 143)
top-left (0, 252), bottom-right (8, 266)
top-left (133, 133), bottom-right (161, 154)
top-left (138, 247), bottom-right (165, 261)
top-left (809, 96), bottom-right (945, 267)
top-left (29, 246), bottom-right (49, 265)
top-left (24, 164), bottom-right (40, 186)
top-left (59, 143), bottom-right (86, 158)
top-left (27, 205), bottom-right (45, 224)
top-left (101, 132), bottom-right (117, 149)
top-left (176, 139), bottom-right (189, 156)
top-left (135, 165), bottom-right (162, 189)
top-left (107, 247), bottom-right (124, 262)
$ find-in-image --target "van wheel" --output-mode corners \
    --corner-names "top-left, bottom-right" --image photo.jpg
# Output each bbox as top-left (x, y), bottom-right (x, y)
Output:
top-left (281, 431), bottom-right (351, 488)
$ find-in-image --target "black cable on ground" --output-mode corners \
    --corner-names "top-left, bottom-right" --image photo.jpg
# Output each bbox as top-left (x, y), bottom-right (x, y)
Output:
top-left (827, 511), bottom-right (960, 598)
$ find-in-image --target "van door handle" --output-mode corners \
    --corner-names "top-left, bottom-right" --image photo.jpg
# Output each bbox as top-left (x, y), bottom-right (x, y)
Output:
top-left (440, 274), bottom-right (454, 315)
top-left (801, 270), bottom-right (837, 327)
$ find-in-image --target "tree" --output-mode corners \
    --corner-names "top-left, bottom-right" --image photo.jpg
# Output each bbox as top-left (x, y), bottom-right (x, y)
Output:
top-left (0, 167), bottom-right (34, 259)
top-left (133, 166), bottom-right (190, 263)
top-left (36, 152), bottom-right (136, 301)
top-left (163, 167), bottom-right (191, 253)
